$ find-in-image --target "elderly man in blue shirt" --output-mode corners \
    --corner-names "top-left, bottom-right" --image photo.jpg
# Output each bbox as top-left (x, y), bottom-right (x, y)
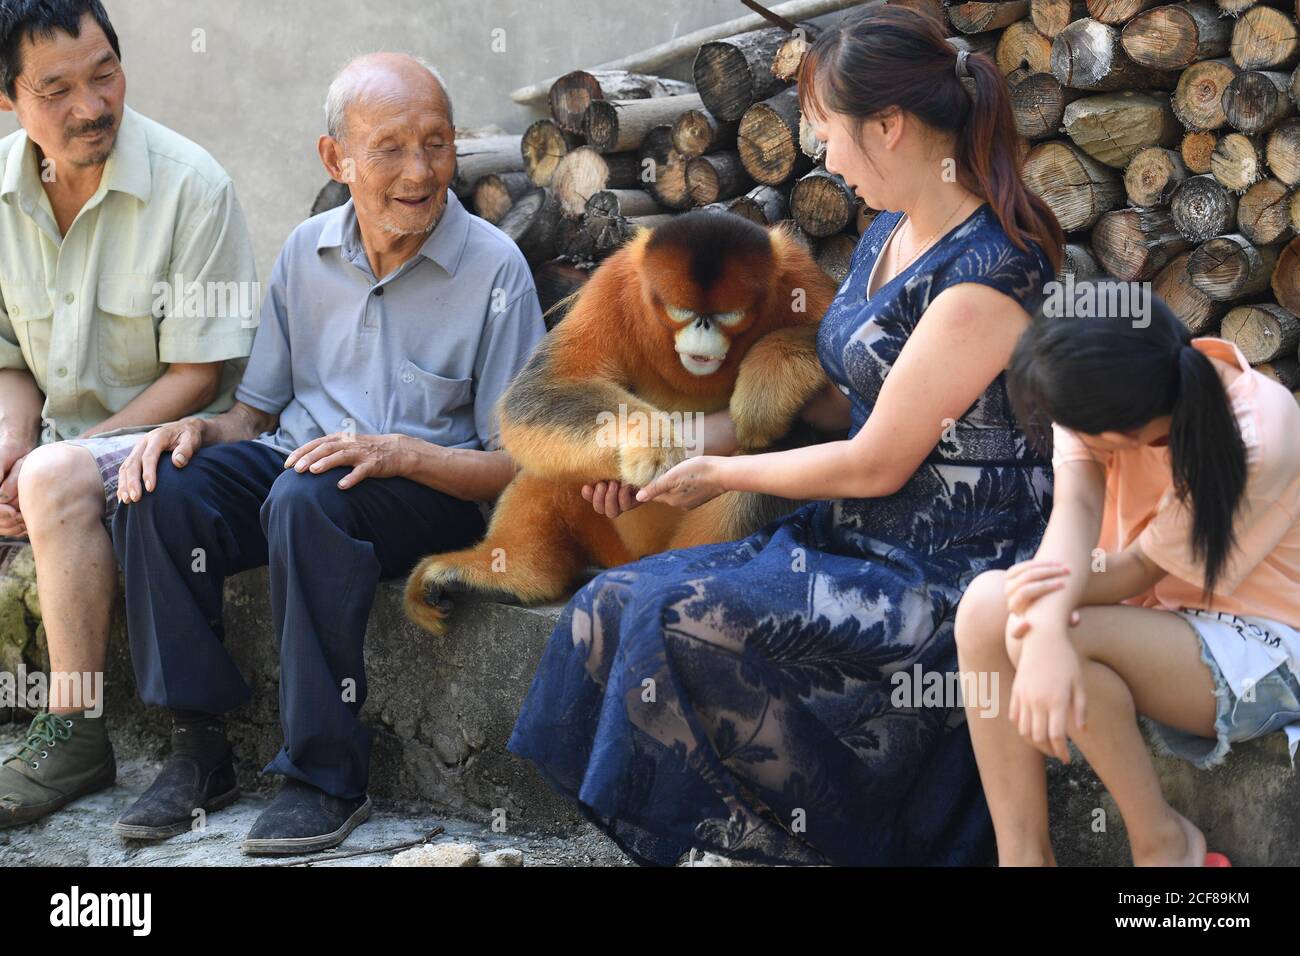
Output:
top-left (108, 53), bottom-right (545, 854)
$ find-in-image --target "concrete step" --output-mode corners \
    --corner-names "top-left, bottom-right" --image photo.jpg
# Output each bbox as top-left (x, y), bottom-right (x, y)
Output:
top-left (0, 725), bottom-right (631, 867)
top-left (3, 544), bottom-right (1297, 864)
top-left (99, 568), bottom-right (586, 836)
top-left (1047, 731), bottom-right (1297, 865)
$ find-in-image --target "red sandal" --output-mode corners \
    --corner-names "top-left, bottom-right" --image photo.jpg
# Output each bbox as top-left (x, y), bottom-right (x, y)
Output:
top-left (1204, 852), bottom-right (1232, 867)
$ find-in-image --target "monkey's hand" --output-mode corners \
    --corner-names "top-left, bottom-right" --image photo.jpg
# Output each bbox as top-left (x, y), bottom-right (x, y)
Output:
top-left (731, 325), bottom-right (828, 450)
top-left (618, 438), bottom-right (687, 488)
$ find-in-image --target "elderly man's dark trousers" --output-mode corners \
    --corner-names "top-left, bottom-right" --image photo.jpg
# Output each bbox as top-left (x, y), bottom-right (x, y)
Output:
top-left (111, 439), bottom-right (485, 799)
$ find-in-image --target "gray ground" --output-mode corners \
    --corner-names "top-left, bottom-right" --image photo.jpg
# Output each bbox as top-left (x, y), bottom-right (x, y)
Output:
top-left (0, 725), bottom-right (632, 867)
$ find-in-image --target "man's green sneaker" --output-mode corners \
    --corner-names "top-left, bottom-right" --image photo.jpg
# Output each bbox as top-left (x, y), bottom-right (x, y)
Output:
top-left (0, 712), bottom-right (116, 828)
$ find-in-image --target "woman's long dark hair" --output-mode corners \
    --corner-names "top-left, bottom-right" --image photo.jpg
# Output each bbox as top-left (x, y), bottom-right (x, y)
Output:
top-left (796, 4), bottom-right (1065, 275)
top-left (1007, 281), bottom-right (1248, 600)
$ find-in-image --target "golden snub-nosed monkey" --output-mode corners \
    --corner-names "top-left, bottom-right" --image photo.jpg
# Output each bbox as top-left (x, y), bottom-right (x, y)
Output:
top-left (405, 210), bottom-right (841, 635)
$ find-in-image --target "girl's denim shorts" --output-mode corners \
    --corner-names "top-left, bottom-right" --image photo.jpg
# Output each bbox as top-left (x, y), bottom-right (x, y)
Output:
top-left (1141, 610), bottom-right (1300, 770)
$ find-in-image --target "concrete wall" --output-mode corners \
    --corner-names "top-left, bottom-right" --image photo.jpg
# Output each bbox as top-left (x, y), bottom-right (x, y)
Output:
top-left (1, 0), bottom-right (758, 281)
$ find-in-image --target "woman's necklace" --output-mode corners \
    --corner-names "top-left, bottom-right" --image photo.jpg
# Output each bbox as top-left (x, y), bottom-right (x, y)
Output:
top-left (891, 195), bottom-right (975, 277)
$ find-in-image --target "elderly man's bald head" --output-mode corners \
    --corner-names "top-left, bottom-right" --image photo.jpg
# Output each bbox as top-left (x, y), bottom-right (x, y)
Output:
top-left (316, 51), bottom-right (458, 243)
top-left (324, 52), bottom-right (453, 142)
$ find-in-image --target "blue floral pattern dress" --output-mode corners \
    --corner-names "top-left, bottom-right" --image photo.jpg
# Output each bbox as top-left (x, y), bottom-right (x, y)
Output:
top-left (507, 202), bottom-right (1055, 865)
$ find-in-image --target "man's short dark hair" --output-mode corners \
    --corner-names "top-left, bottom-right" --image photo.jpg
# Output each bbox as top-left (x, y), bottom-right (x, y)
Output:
top-left (0, 0), bottom-right (121, 99)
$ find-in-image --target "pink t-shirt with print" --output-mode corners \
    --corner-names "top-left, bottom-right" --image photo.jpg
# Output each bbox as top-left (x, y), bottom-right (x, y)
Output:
top-left (1051, 337), bottom-right (1300, 629)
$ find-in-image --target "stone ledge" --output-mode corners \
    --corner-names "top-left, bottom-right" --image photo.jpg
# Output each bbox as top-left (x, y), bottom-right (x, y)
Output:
top-left (1047, 732), bottom-right (1298, 865)
top-left (3, 544), bottom-right (1297, 863)
top-left (99, 568), bottom-right (586, 833)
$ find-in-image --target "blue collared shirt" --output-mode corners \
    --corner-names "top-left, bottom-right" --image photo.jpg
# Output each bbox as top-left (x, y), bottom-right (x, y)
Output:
top-left (235, 190), bottom-right (545, 457)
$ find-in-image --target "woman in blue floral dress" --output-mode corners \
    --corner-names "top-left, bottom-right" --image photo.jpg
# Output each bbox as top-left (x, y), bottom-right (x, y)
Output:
top-left (507, 6), bottom-right (1067, 865)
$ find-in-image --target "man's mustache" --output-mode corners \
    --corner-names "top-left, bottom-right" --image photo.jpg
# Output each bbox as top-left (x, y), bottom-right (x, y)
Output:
top-left (65, 114), bottom-right (116, 141)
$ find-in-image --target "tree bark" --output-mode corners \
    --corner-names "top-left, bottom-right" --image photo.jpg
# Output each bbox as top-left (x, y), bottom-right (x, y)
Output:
top-left (737, 87), bottom-right (813, 185)
top-left (1172, 57), bottom-right (1240, 130)
top-left (1171, 172), bottom-right (1241, 240)
top-left (1121, 1), bottom-right (1230, 71)
top-left (1187, 233), bottom-right (1281, 299)
top-left (1023, 139), bottom-right (1126, 228)
top-left (1062, 91), bottom-right (1182, 167)
top-left (790, 167), bottom-right (858, 237)
top-left (694, 26), bottom-right (798, 122)
top-left (1124, 145), bottom-right (1189, 206)
top-left (1092, 206), bottom-right (1193, 277)
top-left (584, 93), bottom-right (707, 153)
top-left (548, 70), bottom-right (695, 134)
top-left (1221, 301), bottom-right (1300, 360)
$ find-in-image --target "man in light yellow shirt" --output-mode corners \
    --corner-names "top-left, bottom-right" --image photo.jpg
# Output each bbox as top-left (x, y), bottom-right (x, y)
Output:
top-left (0, 0), bottom-right (256, 828)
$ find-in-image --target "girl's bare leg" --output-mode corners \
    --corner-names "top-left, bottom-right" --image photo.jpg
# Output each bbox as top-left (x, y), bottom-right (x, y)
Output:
top-left (956, 575), bottom-right (1219, 866)
top-left (1063, 605), bottom-right (1216, 866)
top-left (955, 571), bottom-right (1055, 865)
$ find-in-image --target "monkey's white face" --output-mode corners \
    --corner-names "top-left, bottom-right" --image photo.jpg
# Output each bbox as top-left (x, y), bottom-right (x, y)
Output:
top-left (665, 306), bottom-right (745, 376)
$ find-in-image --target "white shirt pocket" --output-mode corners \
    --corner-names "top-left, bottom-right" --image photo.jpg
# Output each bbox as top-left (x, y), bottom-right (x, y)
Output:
top-left (0, 279), bottom-right (53, 382)
top-left (96, 273), bottom-right (163, 387)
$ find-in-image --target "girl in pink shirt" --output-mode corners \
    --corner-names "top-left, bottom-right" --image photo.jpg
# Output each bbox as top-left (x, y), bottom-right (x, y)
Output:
top-left (956, 283), bottom-right (1300, 866)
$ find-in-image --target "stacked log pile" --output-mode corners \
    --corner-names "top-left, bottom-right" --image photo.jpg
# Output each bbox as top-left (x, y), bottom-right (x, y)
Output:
top-left (327, 0), bottom-right (1300, 400)
top-left (1005, 0), bottom-right (1300, 399)
top-left (451, 22), bottom-right (890, 327)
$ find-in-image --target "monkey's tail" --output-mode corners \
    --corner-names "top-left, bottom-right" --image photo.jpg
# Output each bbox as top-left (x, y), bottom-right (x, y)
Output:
top-left (403, 564), bottom-right (451, 638)
top-left (542, 289), bottom-right (584, 329)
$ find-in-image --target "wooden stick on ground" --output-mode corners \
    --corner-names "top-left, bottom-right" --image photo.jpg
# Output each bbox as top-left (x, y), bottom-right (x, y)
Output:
top-left (259, 826), bottom-right (447, 868)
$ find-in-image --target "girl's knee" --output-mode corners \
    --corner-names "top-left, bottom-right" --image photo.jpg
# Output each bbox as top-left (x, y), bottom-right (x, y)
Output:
top-left (955, 570), bottom-right (1009, 653)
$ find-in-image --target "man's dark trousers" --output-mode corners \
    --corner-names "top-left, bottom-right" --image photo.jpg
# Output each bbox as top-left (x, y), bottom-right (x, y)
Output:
top-left (111, 439), bottom-right (486, 799)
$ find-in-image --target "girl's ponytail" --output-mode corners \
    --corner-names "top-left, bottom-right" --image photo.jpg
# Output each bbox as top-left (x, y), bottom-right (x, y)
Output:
top-left (1169, 345), bottom-right (1248, 599)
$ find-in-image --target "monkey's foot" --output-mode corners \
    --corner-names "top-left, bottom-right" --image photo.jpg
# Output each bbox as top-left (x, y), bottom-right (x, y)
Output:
top-left (618, 440), bottom-right (687, 487)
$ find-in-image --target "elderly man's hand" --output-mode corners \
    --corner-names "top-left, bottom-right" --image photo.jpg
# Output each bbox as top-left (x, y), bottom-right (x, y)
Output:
top-left (0, 452), bottom-right (26, 538)
top-left (118, 419), bottom-right (207, 503)
top-left (0, 434), bottom-right (33, 535)
top-left (285, 433), bottom-right (409, 489)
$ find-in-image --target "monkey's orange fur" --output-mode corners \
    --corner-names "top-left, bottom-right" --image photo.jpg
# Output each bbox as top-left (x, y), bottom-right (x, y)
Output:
top-left (404, 213), bottom-right (838, 636)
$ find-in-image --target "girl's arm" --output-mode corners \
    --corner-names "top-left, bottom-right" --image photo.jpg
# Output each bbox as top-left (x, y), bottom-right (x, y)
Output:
top-left (1006, 458), bottom-right (1108, 761)
top-left (1016, 459), bottom-right (1107, 634)
top-left (638, 283), bottom-right (1033, 505)
top-left (1079, 543), bottom-right (1169, 606)
top-left (1010, 541), bottom-right (1170, 628)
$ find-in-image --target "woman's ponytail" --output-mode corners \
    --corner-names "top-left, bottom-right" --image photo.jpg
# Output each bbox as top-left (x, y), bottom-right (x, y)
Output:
top-left (955, 50), bottom-right (1063, 276)
top-left (796, 4), bottom-right (1065, 275)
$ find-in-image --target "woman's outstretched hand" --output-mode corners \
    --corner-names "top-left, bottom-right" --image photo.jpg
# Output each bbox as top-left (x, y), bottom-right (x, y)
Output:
top-left (635, 455), bottom-right (728, 510)
top-left (582, 480), bottom-right (643, 518)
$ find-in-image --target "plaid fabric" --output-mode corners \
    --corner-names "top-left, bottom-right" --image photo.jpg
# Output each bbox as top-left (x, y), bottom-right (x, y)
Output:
top-left (64, 431), bottom-right (149, 527)
top-left (0, 432), bottom-right (148, 553)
